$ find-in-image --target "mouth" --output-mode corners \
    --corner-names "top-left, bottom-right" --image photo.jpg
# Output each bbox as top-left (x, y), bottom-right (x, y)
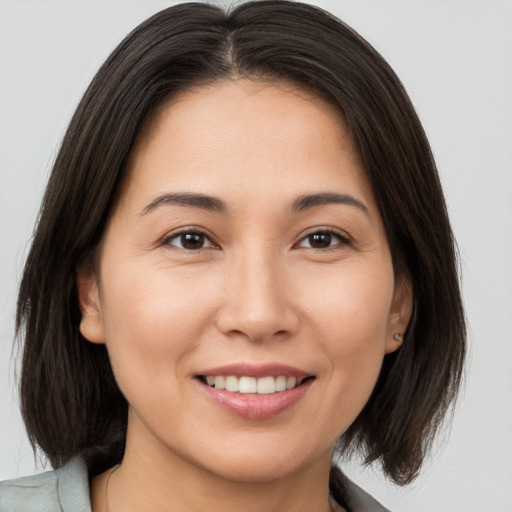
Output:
top-left (197, 374), bottom-right (315, 395)
top-left (195, 363), bottom-right (315, 419)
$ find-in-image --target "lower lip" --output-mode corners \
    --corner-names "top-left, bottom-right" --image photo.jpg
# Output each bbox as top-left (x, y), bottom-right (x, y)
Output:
top-left (197, 378), bottom-right (313, 420)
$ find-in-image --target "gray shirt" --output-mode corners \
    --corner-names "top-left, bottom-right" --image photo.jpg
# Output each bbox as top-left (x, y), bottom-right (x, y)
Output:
top-left (0, 457), bottom-right (390, 512)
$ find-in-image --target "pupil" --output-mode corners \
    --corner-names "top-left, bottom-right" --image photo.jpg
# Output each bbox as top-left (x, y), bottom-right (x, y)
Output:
top-left (182, 233), bottom-right (204, 249)
top-left (310, 233), bottom-right (331, 248)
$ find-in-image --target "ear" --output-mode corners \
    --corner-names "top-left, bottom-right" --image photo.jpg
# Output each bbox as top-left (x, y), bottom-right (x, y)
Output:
top-left (77, 267), bottom-right (106, 344)
top-left (385, 276), bottom-right (413, 354)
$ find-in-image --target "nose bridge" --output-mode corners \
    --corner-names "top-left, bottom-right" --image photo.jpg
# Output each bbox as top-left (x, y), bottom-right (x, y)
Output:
top-left (217, 243), bottom-right (297, 342)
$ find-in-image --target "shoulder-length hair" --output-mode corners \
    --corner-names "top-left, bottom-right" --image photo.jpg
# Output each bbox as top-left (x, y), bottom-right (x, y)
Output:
top-left (17, 0), bottom-right (465, 488)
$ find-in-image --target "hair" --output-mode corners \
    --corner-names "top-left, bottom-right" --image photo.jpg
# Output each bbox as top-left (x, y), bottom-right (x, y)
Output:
top-left (16, 0), bottom-right (465, 497)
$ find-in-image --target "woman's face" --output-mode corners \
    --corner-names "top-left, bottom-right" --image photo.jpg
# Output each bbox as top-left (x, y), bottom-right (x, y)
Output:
top-left (79, 79), bottom-right (411, 483)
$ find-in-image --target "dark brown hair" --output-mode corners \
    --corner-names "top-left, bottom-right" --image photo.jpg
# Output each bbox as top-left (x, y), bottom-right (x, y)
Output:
top-left (16, 0), bottom-right (465, 493)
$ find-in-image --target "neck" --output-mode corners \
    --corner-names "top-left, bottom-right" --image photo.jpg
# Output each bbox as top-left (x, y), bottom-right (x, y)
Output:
top-left (92, 427), bottom-right (337, 512)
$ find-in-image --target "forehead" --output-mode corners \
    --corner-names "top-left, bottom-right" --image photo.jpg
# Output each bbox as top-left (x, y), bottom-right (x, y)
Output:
top-left (121, 78), bottom-right (375, 214)
top-left (136, 78), bottom-right (350, 148)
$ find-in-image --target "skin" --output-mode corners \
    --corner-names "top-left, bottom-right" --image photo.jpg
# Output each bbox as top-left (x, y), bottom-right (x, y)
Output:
top-left (79, 79), bottom-right (412, 512)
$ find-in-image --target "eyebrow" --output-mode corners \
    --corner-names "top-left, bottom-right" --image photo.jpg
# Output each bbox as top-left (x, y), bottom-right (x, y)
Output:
top-left (291, 192), bottom-right (370, 217)
top-left (141, 192), bottom-right (227, 215)
top-left (141, 191), bottom-right (369, 218)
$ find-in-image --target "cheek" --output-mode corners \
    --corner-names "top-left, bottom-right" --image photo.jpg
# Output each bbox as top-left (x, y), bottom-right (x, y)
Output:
top-left (304, 260), bottom-right (393, 342)
top-left (301, 263), bottom-right (394, 414)
top-left (98, 261), bottom-right (220, 388)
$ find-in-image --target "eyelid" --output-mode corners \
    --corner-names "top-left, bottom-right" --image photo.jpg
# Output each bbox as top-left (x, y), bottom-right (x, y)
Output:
top-left (295, 227), bottom-right (352, 249)
top-left (160, 227), bottom-right (219, 250)
top-left (158, 226), bottom-right (351, 251)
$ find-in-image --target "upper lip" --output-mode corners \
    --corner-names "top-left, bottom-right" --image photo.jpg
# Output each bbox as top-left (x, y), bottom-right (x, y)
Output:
top-left (196, 363), bottom-right (312, 379)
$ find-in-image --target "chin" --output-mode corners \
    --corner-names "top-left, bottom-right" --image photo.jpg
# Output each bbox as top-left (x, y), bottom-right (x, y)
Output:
top-left (204, 456), bottom-right (311, 484)
top-left (193, 438), bottom-right (333, 484)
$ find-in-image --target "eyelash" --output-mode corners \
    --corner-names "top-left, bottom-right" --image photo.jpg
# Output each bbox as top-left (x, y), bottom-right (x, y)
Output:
top-left (161, 229), bottom-right (218, 251)
top-left (296, 228), bottom-right (351, 250)
top-left (161, 227), bottom-right (351, 252)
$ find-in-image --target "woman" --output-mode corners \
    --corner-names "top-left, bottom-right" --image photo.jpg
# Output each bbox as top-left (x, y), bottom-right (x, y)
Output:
top-left (0, 1), bottom-right (465, 511)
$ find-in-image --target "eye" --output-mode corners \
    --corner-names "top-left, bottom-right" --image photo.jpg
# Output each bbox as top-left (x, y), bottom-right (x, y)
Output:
top-left (297, 230), bottom-right (349, 249)
top-left (164, 230), bottom-right (215, 251)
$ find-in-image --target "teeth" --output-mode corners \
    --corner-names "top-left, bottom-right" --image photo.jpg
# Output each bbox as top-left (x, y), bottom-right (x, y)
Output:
top-left (275, 376), bottom-right (287, 392)
top-left (225, 376), bottom-right (239, 392)
top-left (239, 376), bottom-right (257, 394)
top-left (286, 376), bottom-right (297, 390)
top-left (214, 376), bottom-right (225, 390)
top-left (204, 375), bottom-right (305, 394)
top-left (257, 376), bottom-right (275, 394)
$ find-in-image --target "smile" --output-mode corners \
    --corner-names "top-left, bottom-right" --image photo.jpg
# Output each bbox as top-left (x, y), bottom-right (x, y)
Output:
top-left (201, 375), bottom-right (307, 394)
top-left (195, 364), bottom-right (315, 420)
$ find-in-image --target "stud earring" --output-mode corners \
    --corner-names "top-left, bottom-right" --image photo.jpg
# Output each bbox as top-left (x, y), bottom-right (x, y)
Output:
top-left (393, 333), bottom-right (403, 341)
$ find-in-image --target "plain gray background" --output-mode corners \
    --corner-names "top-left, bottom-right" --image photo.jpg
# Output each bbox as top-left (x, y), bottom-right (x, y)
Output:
top-left (1, 1), bottom-right (511, 511)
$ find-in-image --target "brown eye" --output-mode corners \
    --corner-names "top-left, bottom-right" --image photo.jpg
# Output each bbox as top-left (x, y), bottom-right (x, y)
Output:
top-left (166, 231), bottom-right (213, 250)
top-left (298, 230), bottom-right (348, 249)
top-left (309, 233), bottom-right (333, 249)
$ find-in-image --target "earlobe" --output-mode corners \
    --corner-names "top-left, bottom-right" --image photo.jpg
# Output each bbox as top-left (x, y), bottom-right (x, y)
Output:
top-left (385, 277), bottom-right (413, 354)
top-left (77, 267), bottom-right (106, 344)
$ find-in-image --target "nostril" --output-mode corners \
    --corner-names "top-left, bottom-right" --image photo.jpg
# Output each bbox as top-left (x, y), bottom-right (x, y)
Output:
top-left (214, 283), bottom-right (299, 343)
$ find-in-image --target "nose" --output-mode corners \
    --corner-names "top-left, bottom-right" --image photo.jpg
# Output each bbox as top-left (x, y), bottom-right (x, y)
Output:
top-left (215, 251), bottom-right (299, 343)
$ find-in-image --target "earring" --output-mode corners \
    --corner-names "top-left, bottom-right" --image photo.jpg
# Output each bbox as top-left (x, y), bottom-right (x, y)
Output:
top-left (393, 333), bottom-right (403, 341)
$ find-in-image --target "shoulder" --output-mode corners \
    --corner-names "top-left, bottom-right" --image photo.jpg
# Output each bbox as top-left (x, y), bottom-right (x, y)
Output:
top-left (0, 457), bottom-right (91, 512)
top-left (340, 473), bottom-right (391, 512)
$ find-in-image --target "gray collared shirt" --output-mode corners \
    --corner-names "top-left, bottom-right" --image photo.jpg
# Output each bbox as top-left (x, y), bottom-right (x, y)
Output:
top-left (0, 457), bottom-right (390, 512)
